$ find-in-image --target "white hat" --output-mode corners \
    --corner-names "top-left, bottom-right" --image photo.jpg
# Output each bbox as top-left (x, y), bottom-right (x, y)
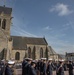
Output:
top-left (8, 60), bottom-right (15, 65)
top-left (41, 58), bottom-right (47, 60)
top-left (61, 59), bottom-right (64, 61)
top-left (1, 59), bottom-right (5, 62)
top-left (59, 59), bottom-right (64, 62)
top-left (48, 58), bottom-right (53, 61)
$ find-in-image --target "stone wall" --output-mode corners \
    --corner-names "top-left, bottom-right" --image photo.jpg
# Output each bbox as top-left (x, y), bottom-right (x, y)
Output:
top-left (11, 49), bottom-right (26, 62)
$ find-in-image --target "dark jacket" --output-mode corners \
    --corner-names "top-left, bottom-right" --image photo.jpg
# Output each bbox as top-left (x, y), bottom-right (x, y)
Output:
top-left (5, 65), bottom-right (13, 75)
top-left (46, 64), bottom-right (53, 75)
top-left (24, 63), bottom-right (31, 75)
top-left (22, 60), bottom-right (27, 75)
top-left (68, 63), bottom-right (73, 75)
top-left (40, 63), bottom-right (46, 75)
top-left (57, 66), bottom-right (64, 75)
top-left (29, 66), bottom-right (37, 75)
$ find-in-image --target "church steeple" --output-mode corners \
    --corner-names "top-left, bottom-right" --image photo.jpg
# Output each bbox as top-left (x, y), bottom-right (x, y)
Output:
top-left (0, 6), bottom-right (12, 38)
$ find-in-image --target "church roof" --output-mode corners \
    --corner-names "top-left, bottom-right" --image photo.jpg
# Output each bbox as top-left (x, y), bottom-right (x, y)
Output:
top-left (0, 6), bottom-right (12, 14)
top-left (48, 46), bottom-right (57, 54)
top-left (11, 36), bottom-right (48, 50)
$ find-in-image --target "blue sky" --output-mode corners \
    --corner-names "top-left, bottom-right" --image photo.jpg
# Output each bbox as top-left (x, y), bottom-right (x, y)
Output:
top-left (0, 0), bottom-right (74, 54)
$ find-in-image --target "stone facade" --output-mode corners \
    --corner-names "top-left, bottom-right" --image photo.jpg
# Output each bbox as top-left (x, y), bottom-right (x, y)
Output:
top-left (8, 36), bottom-right (49, 62)
top-left (66, 53), bottom-right (74, 61)
top-left (0, 6), bottom-right (58, 62)
top-left (0, 6), bottom-right (12, 60)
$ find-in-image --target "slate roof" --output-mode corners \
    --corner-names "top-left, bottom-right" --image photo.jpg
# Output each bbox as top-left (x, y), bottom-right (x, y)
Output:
top-left (48, 46), bottom-right (57, 54)
top-left (0, 6), bottom-right (12, 14)
top-left (11, 36), bottom-right (48, 50)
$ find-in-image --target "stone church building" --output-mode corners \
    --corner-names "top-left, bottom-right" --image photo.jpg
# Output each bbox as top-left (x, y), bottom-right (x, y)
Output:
top-left (0, 6), bottom-right (58, 62)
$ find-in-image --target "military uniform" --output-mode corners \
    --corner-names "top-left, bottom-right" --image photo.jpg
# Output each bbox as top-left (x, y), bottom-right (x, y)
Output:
top-left (5, 65), bottom-right (13, 75)
top-left (22, 60), bottom-right (27, 75)
top-left (29, 65), bottom-right (37, 75)
top-left (57, 63), bottom-right (64, 75)
top-left (46, 64), bottom-right (53, 75)
top-left (68, 62), bottom-right (73, 75)
top-left (40, 62), bottom-right (46, 75)
top-left (23, 58), bottom-right (32, 75)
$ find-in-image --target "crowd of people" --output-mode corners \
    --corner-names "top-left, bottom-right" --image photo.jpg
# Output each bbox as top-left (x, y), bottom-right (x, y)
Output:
top-left (22, 58), bottom-right (74, 75)
top-left (0, 58), bottom-right (74, 75)
top-left (0, 60), bottom-right (14, 75)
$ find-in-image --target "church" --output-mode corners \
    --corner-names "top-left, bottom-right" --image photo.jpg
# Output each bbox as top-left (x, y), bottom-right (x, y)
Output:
top-left (0, 6), bottom-right (58, 62)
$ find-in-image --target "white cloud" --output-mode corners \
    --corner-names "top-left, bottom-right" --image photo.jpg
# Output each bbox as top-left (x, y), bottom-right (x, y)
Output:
top-left (43, 26), bottom-right (52, 31)
top-left (49, 3), bottom-right (73, 16)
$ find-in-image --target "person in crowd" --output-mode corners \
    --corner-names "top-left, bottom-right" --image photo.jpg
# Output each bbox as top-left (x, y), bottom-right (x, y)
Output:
top-left (67, 60), bottom-right (73, 75)
top-left (29, 61), bottom-right (37, 75)
top-left (46, 59), bottom-right (53, 75)
top-left (63, 61), bottom-right (67, 71)
top-left (36, 59), bottom-right (41, 75)
top-left (5, 60), bottom-right (14, 75)
top-left (40, 58), bottom-right (47, 75)
top-left (0, 59), bottom-right (7, 75)
top-left (56, 60), bottom-right (64, 75)
top-left (22, 58), bottom-right (28, 75)
top-left (23, 58), bottom-right (32, 75)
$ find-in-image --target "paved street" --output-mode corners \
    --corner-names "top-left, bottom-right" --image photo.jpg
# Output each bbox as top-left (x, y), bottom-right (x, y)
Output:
top-left (13, 69), bottom-right (69, 75)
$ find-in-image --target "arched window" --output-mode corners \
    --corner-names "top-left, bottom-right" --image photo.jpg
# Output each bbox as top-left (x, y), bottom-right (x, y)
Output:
top-left (40, 48), bottom-right (43, 58)
top-left (15, 52), bottom-right (20, 60)
top-left (28, 47), bottom-right (31, 58)
top-left (2, 19), bottom-right (6, 29)
top-left (32, 46), bottom-right (36, 59)
top-left (0, 19), bottom-right (1, 27)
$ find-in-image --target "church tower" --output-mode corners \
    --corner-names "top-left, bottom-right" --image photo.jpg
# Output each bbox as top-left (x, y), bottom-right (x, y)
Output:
top-left (0, 6), bottom-right (12, 60)
top-left (0, 6), bottom-right (12, 38)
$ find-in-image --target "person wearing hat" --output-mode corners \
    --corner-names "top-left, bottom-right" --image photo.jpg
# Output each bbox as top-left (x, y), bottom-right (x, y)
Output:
top-left (56, 61), bottom-right (64, 75)
top-left (46, 59), bottom-right (53, 75)
top-left (22, 58), bottom-right (28, 75)
top-left (67, 61), bottom-right (73, 75)
top-left (5, 61), bottom-right (14, 75)
top-left (40, 58), bottom-right (47, 75)
top-left (36, 59), bottom-right (41, 75)
top-left (23, 58), bottom-right (32, 75)
top-left (28, 61), bottom-right (37, 75)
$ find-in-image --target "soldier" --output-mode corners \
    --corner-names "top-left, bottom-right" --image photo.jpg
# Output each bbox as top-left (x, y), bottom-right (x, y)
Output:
top-left (46, 59), bottom-right (53, 75)
top-left (23, 58), bottom-right (32, 75)
top-left (5, 60), bottom-right (14, 75)
top-left (67, 61), bottom-right (73, 75)
top-left (22, 58), bottom-right (28, 75)
top-left (36, 59), bottom-right (41, 75)
top-left (29, 61), bottom-right (37, 75)
top-left (57, 60), bottom-right (64, 75)
top-left (40, 58), bottom-right (47, 75)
